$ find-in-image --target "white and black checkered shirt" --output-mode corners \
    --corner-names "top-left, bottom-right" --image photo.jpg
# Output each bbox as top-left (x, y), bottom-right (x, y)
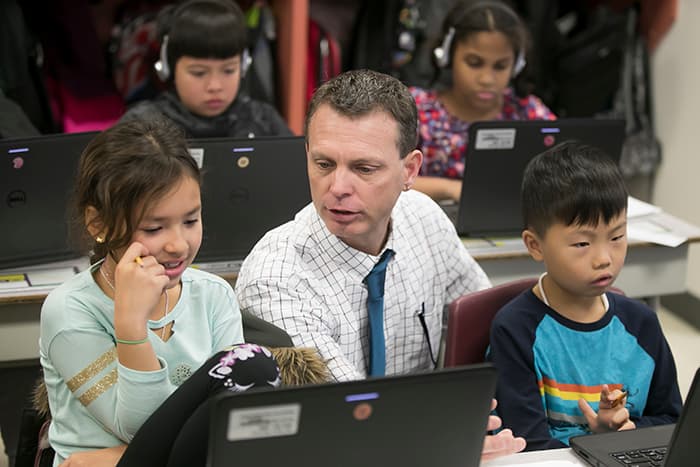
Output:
top-left (236, 190), bottom-right (491, 381)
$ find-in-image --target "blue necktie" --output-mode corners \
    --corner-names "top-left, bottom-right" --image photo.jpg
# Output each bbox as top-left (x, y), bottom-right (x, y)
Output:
top-left (363, 249), bottom-right (395, 377)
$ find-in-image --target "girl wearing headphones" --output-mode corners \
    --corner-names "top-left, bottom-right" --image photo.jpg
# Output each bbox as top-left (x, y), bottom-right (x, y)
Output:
top-left (410, 0), bottom-right (555, 202)
top-left (120, 0), bottom-right (292, 138)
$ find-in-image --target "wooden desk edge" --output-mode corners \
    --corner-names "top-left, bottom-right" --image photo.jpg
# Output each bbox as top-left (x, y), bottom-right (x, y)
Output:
top-left (0, 272), bottom-right (240, 305)
top-left (0, 293), bottom-right (53, 305)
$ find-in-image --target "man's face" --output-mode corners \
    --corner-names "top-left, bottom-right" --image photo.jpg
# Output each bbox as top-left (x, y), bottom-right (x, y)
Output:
top-left (306, 105), bottom-right (421, 255)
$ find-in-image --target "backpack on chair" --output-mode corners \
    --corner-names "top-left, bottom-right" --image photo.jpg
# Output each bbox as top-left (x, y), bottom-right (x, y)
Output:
top-left (16, 343), bottom-right (329, 467)
top-left (13, 376), bottom-right (54, 467)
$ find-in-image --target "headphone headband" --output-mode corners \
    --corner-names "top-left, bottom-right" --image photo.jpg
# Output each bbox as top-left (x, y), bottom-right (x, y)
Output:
top-left (433, 0), bottom-right (526, 76)
top-left (153, 0), bottom-right (251, 81)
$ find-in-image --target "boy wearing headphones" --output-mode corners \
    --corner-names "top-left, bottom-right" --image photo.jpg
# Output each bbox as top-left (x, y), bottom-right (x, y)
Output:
top-left (120, 0), bottom-right (291, 138)
top-left (410, 0), bottom-right (555, 202)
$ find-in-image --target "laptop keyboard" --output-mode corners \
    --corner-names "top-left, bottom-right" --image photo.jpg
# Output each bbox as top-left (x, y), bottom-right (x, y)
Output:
top-left (610, 447), bottom-right (667, 466)
top-left (192, 260), bottom-right (243, 275)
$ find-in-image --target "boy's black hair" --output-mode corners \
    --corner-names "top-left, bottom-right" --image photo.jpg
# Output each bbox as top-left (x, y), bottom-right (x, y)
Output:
top-left (158, 0), bottom-right (248, 73)
top-left (522, 140), bottom-right (628, 237)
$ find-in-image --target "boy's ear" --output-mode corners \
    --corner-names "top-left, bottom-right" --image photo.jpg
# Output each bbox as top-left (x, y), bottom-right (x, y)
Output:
top-left (522, 228), bottom-right (544, 262)
top-left (85, 206), bottom-right (106, 240)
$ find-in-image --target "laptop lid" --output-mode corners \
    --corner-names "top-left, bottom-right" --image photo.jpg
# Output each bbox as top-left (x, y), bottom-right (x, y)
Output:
top-left (207, 364), bottom-right (497, 467)
top-left (0, 131), bottom-right (97, 270)
top-left (190, 136), bottom-right (310, 264)
top-left (570, 367), bottom-right (700, 467)
top-left (456, 118), bottom-right (625, 237)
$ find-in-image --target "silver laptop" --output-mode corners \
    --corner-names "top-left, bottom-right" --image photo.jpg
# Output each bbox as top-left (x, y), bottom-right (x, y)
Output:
top-left (207, 364), bottom-right (497, 467)
top-left (190, 136), bottom-right (310, 274)
top-left (570, 367), bottom-right (698, 467)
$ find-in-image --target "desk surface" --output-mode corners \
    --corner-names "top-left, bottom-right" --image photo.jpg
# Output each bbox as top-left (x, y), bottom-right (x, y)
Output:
top-left (463, 211), bottom-right (700, 260)
top-left (483, 448), bottom-right (585, 466)
top-left (1, 210), bottom-right (699, 362)
top-left (2, 211), bottom-right (700, 304)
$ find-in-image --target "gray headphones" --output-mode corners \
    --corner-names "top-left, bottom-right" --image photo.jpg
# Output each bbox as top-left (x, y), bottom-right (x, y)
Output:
top-left (153, 0), bottom-right (252, 81)
top-left (433, 0), bottom-right (526, 76)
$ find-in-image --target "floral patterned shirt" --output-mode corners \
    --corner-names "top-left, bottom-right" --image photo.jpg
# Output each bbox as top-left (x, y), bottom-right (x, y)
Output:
top-left (410, 86), bottom-right (556, 179)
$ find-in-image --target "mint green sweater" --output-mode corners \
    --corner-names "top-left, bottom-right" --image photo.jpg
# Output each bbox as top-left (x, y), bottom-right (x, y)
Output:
top-left (39, 263), bottom-right (243, 464)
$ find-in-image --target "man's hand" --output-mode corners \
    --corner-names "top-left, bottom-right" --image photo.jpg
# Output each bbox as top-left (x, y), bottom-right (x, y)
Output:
top-left (59, 444), bottom-right (126, 467)
top-left (482, 399), bottom-right (527, 461)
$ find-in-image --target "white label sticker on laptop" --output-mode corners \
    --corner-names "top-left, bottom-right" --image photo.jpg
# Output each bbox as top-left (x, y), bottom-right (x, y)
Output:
top-left (188, 148), bottom-right (204, 169)
top-left (474, 128), bottom-right (516, 150)
top-left (227, 403), bottom-right (301, 441)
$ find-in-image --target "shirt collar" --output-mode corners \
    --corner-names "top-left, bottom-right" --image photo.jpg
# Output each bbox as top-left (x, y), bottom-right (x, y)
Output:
top-left (307, 203), bottom-right (404, 278)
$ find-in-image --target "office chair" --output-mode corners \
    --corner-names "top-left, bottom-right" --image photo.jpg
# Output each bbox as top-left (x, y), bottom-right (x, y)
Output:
top-left (444, 278), bottom-right (625, 366)
top-left (444, 278), bottom-right (538, 367)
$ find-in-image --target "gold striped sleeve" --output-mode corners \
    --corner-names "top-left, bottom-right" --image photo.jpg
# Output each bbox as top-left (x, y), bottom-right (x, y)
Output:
top-left (66, 348), bottom-right (117, 393)
top-left (78, 368), bottom-right (118, 406)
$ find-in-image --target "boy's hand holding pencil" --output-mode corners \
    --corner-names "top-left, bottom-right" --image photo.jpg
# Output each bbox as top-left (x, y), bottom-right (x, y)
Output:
top-left (578, 384), bottom-right (636, 433)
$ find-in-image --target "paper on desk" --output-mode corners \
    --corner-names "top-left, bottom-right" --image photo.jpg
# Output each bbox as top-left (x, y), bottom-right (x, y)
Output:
top-left (26, 267), bottom-right (77, 286)
top-left (626, 197), bottom-right (695, 247)
top-left (0, 268), bottom-right (77, 296)
top-left (627, 218), bottom-right (687, 247)
top-left (0, 273), bottom-right (29, 290)
top-left (463, 237), bottom-right (526, 256)
top-left (0, 258), bottom-right (88, 297)
top-left (627, 196), bottom-right (662, 218)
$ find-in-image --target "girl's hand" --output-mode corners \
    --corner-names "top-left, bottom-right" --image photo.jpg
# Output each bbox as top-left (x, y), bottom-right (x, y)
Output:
top-left (578, 384), bottom-right (634, 433)
top-left (113, 242), bottom-right (169, 337)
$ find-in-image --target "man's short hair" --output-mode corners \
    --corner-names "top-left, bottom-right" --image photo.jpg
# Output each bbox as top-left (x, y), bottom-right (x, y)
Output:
top-left (522, 140), bottom-right (628, 236)
top-left (304, 69), bottom-right (418, 158)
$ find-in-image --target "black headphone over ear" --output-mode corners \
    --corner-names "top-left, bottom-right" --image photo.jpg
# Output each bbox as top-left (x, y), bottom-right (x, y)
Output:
top-left (153, 0), bottom-right (252, 81)
top-left (432, 0), bottom-right (526, 76)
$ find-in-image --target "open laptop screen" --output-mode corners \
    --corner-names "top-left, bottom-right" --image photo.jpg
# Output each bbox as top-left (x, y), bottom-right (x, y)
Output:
top-left (2, 133), bottom-right (309, 271)
top-left (1, 131), bottom-right (97, 270)
top-left (456, 118), bottom-right (625, 237)
top-left (208, 364), bottom-right (497, 467)
top-left (190, 136), bottom-right (310, 264)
